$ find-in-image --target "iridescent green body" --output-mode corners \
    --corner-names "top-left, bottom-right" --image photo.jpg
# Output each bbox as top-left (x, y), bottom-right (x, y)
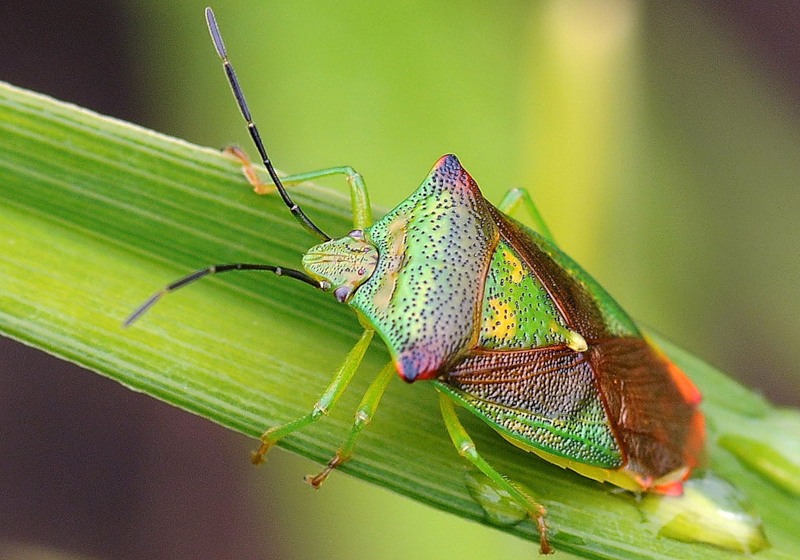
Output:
top-left (133, 147), bottom-right (704, 554)
top-left (303, 154), bottom-right (704, 493)
top-left (134, 11), bottom-right (705, 554)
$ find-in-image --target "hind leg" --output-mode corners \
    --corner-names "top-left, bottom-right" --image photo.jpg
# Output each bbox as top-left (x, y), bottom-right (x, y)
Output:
top-left (498, 187), bottom-right (554, 243)
top-left (438, 391), bottom-right (552, 554)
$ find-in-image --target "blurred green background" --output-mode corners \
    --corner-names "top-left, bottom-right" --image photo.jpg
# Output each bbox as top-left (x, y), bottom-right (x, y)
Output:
top-left (1, 0), bottom-right (798, 559)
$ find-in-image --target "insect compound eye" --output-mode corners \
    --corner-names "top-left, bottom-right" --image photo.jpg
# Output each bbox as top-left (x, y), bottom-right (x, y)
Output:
top-left (333, 285), bottom-right (352, 303)
top-left (348, 229), bottom-right (365, 240)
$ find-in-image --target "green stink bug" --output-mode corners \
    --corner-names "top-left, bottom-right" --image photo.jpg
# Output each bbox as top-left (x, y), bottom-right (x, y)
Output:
top-left (126, 8), bottom-right (705, 554)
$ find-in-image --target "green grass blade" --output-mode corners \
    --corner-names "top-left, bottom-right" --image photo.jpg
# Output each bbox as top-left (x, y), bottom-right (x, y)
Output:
top-left (1, 81), bottom-right (798, 559)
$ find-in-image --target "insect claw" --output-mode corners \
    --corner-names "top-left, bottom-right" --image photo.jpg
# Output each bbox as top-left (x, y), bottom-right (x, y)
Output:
top-left (303, 469), bottom-right (330, 489)
top-left (223, 145), bottom-right (275, 194)
top-left (250, 452), bottom-right (264, 466)
top-left (533, 508), bottom-right (553, 555)
top-left (250, 441), bottom-right (275, 465)
top-left (304, 454), bottom-right (344, 488)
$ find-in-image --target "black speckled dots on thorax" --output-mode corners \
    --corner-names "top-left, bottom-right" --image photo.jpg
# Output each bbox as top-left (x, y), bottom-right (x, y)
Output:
top-left (348, 155), bottom-right (499, 381)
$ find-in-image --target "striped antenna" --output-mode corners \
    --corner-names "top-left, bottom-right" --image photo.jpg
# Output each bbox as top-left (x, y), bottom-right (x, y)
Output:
top-left (124, 263), bottom-right (324, 326)
top-left (205, 7), bottom-right (331, 241)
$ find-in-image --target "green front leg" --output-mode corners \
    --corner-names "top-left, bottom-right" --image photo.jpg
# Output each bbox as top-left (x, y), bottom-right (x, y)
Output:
top-left (305, 361), bottom-right (396, 488)
top-left (251, 328), bottom-right (375, 464)
top-left (437, 391), bottom-right (553, 555)
top-left (280, 167), bottom-right (371, 230)
top-left (498, 187), bottom-right (554, 243)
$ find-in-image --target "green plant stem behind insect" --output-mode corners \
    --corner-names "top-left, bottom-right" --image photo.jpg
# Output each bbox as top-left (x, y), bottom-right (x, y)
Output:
top-left (1, 81), bottom-right (799, 559)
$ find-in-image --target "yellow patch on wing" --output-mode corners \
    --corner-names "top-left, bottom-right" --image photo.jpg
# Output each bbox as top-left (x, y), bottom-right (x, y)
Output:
top-left (486, 297), bottom-right (517, 340)
top-left (502, 249), bottom-right (524, 283)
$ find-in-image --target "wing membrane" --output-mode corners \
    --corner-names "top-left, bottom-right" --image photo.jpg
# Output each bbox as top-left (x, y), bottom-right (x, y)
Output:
top-left (441, 345), bottom-right (622, 468)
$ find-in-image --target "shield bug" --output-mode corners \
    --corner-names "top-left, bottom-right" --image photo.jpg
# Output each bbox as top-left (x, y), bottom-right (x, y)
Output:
top-left (126, 7), bottom-right (705, 554)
